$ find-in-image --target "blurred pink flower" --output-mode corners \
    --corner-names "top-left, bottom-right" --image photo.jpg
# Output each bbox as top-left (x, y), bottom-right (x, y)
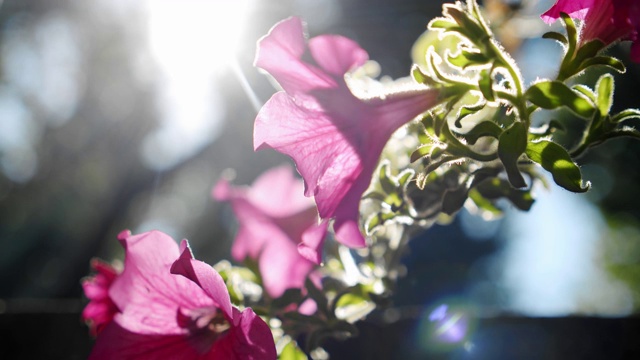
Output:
top-left (90, 230), bottom-right (276, 360)
top-left (541, 0), bottom-right (640, 61)
top-left (254, 17), bottom-right (441, 249)
top-left (213, 165), bottom-right (326, 289)
top-left (82, 259), bottom-right (120, 336)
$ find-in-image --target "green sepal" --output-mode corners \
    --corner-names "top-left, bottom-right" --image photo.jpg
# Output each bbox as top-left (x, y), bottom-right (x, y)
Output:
top-left (525, 80), bottom-right (595, 118)
top-left (525, 140), bottom-right (590, 193)
top-left (542, 31), bottom-right (568, 45)
top-left (498, 122), bottom-right (528, 188)
top-left (560, 12), bottom-right (578, 55)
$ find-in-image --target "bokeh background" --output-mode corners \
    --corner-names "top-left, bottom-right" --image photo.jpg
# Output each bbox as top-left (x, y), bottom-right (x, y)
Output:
top-left (1, 0), bottom-right (639, 358)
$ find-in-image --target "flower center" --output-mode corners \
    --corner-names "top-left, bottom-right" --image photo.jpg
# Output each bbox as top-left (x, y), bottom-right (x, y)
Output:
top-left (177, 306), bottom-right (231, 354)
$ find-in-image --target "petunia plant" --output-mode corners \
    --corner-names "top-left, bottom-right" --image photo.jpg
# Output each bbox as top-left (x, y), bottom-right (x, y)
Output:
top-left (82, 0), bottom-right (640, 358)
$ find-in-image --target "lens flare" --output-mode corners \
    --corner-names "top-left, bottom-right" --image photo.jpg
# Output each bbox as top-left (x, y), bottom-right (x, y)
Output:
top-left (415, 300), bottom-right (476, 354)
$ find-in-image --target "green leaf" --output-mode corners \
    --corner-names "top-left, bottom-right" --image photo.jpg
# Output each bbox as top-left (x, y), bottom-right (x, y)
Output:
top-left (598, 126), bottom-right (640, 142)
top-left (455, 102), bottom-right (485, 127)
top-left (280, 341), bottom-right (308, 360)
top-left (572, 39), bottom-right (605, 67)
top-left (475, 178), bottom-right (535, 211)
top-left (331, 321), bottom-right (359, 338)
top-left (444, 6), bottom-right (487, 42)
top-left (525, 140), bottom-right (590, 193)
top-left (428, 17), bottom-right (460, 32)
top-left (611, 109), bottom-right (640, 123)
top-left (282, 312), bottom-right (325, 325)
top-left (335, 292), bottom-right (368, 309)
top-left (595, 73), bottom-right (614, 117)
top-left (410, 144), bottom-right (445, 163)
top-left (411, 64), bottom-right (437, 86)
top-left (579, 56), bottom-right (626, 74)
top-left (498, 122), bottom-right (527, 188)
top-left (456, 121), bottom-right (503, 144)
top-left (378, 163), bottom-right (397, 194)
top-left (448, 48), bottom-right (490, 69)
top-left (478, 68), bottom-right (494, 102)
top-left (468, 188), bottom-right (503, 216)
top-left (572, 84), bottom-right (595, 103)
top-left (542, 31), bottom-right (568, 45)
top-left (525, 80), bottom-right (595, 118)
top-left (442, 186), bottom-right (469, 215)
top-left (529, 119), bottom-right (565, 139)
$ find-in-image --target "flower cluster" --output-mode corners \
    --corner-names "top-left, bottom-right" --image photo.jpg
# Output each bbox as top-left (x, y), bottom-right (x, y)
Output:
top-left (83, 0), bottom-right (640, 358)
top-left (84, 230), bottom-right (276, 359)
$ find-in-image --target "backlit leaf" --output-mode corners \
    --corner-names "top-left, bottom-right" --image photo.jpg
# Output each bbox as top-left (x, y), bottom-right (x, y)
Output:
top-left (525, 140), bottom-right (589, 193)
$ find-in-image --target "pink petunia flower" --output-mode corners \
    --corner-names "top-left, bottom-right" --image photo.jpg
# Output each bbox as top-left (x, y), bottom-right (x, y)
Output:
top-left (253, 17), bottom-right (441, 250)
top-left (82, 259), bottom-right (120, 336)
top-left (89, 230), bottom-right (276, 360)
top-left (541, 0), bottom-right (640, 61)
top-left (213, 165), bottom-right (326, 289)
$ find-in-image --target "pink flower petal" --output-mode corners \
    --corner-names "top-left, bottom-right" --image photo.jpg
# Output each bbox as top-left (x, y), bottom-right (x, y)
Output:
top-left (214, 165), bottom-right (323, 293)
top-left (109, 231), bottom-right (213, 335)
top-left (170, 240), bottom-right (233, 318)
top-left (254, 17), bottom-right (441, 249)
top-left (82, 259), bottom-right (119, 335)
top-left (254, 17), bottom-right (336, 107)
top-left (541, 0), bottom-right (593, 24)
top-left (308, 35), bottom-right (368, 77)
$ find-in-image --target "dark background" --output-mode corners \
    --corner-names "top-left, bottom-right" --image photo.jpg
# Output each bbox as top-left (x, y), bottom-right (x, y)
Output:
top-left (1, 0), bottom-right (640, 358)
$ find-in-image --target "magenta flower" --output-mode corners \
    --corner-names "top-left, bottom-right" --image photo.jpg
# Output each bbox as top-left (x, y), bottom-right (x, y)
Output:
top-left (254, 17), bottom-right (441, 249)
top-left (541, 0), bottom-right (640, 61)
top-left (213, 165), bottom-right (326, 290)
top-left (90, 230), bottom-right (276, 360)
top-left (82, 259), bottom-right (120, 336)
